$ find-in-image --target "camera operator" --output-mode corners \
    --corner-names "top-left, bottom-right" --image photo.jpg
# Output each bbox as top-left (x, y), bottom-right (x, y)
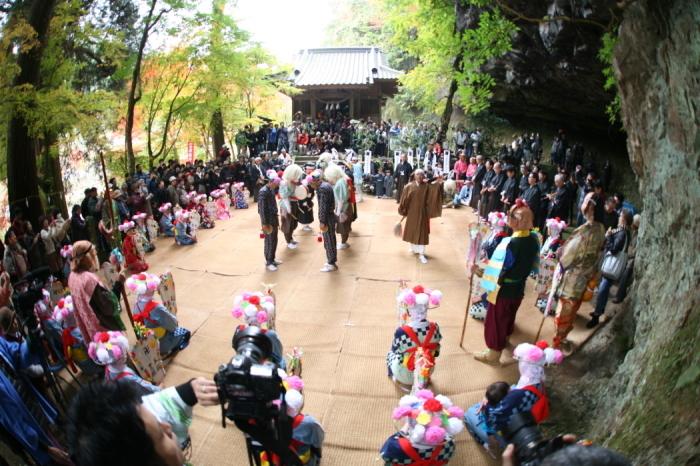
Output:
top-left (67, 377), bottom-right (218, 466)
top-left (502, 435), bottom-right (631, 466)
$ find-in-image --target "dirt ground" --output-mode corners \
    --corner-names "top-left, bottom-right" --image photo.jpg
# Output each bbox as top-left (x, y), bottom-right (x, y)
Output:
top-left (140, 196), bottom-right (597, 466)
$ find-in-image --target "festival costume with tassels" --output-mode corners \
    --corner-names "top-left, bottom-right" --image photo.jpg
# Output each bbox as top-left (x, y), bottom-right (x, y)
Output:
top-left (133, 296), bottom-right (190, 356)
top-left (159, 213), bottom-right (175, 237)
top-left (123, 233), bottom-right (149, 273)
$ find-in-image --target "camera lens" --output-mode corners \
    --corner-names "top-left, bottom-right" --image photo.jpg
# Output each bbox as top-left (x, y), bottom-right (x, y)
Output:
top-left (232, 326), bottom-right (273, 363)
top-left (504, 412), bottom-right (546, 465)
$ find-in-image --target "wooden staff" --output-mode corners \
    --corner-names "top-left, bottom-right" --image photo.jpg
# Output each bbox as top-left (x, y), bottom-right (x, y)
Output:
top-left (98, 151), bottom-right (135, 328)
top-left (459, 269), bottom-right (475, 350)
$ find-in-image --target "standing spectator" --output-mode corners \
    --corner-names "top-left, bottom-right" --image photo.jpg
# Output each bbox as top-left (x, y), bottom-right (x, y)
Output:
top-left (39, 213), bottom-right (70, 277)
top-left (393, 153), bottom-right (413, 204)
top-left (612, 213), bottom-right (640, 303)
top-left (3, 230), bottom-right (28, 283)
top-left (266, 124), bottom-right (278, 152)
top-left (469, 155), bottom-right (486, 211)
top-left (257, 171), bottom-right (281, 271)
top-left (587, 209), bottom-right (633, 328)
top-left (552, 193), bottom-right (605, 349)
top-left (249, 157), bottom-right (264, 201)
top-left (453, 152), bottom-right (468, 181)
top-left (486, 162), bottom-right (506, 214)
top-left (70, 205), bottom-right (89, 243)
top-left (521, 173), bottom-right (541, 220)
top-left (547, 173), bottom-right (572, 220)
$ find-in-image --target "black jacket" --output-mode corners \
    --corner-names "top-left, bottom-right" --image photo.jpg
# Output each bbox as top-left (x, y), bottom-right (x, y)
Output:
top-left (604, 228), bottom-right (629, 254)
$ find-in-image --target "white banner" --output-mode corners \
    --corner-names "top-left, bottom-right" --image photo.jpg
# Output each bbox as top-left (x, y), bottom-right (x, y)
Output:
top-left (415, 147), bottom-right (421, 167)
top-left (394, 150), bottom-right (401, 170)
top-left (407, 148), bottom-right (414, 168)
top-left (364, 150), bottom-right (372, 174)
top-left (443, 149), bottom-right (451, 174)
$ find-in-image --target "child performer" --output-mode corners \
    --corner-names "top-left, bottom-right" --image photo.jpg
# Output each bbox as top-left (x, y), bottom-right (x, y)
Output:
top-left (52, 296), bottom-right (101, 375)
top-left (132, 212), bottom-right (156, 253)
top-left (380, 390), bottom-right (464, 465)
top-left (219, 183), bottom-right (232, 211)
top-left (231, 182), bottom-right (248, 209)
top-left (257, 374), bottom-right (325, 466)
top-left (535, 217), bottom-right (567, 312)
top-left (231, 290), bottom-right (285, 369)
top-left (158, 203), bottom-right (175, 237)
top-left (212, 189), bottom-right (230, 220)
top-left (195, 194), bottom-right (215, 229)
top-left (387, 285), bottom-right (443, 391)
top-left (468, 212), bottom-right (509, 320)
top-left (119, 220), bottom-right (149, 273)
top-left (174, 210), bottom-right (197, 246)
top-left (126, 273), bottom-right (190, 357)
top-left (88, 330), bottom-right (160, 393)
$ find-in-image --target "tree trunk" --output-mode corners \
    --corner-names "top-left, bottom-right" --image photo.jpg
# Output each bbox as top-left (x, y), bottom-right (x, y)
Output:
top-left (438, 1), bottom-right (482, 144)
top-left (41, 132), bottom-right (68, 218)
top-left (211, 109), bottom-right (225, 158)
top-left (125, 0), bottom-right (159, 176)
top-left (6, 0), bottom-right (58, 227)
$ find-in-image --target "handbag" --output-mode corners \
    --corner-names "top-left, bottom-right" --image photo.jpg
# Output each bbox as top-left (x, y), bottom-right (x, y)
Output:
top-left (600, 230), bottom-right (628, 281)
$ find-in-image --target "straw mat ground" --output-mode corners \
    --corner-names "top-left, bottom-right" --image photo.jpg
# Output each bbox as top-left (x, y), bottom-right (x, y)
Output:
top-left (140, 196), bottom-right (597, 466)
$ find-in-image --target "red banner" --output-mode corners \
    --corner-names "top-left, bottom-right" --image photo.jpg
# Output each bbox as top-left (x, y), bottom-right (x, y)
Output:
top-left (187, 141), bottom-right (194, 163)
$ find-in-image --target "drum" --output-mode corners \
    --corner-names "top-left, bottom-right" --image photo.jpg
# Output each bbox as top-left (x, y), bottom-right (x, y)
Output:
top-left (292, 185), bottom-right (308, 200)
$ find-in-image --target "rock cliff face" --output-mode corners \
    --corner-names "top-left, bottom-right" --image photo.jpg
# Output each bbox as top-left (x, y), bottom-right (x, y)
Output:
top-left (483, 0), bottom-right (619, 134)
top-left (550, 1), bottom-right (700, 464)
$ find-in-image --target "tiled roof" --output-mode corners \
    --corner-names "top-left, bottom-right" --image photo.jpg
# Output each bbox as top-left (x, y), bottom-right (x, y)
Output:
top-left (290, 47), bottom-right (401, 87)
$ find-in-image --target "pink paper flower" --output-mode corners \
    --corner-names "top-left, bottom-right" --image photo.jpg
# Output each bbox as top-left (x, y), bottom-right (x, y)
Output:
top-left (404, 292), bottom-right (416, 306)
top-left (256, 311), bottom-right (268, 324)
top-left (415, 389), bottom-right (434, 400)
top-left (231, 307), bottom-right (243, 318)
top-left (392, 406), bottom-right (412, 420)
top-left (447, 406), bottom-right (464, 418)
top-left (425, 426), bottom-right (446, 445)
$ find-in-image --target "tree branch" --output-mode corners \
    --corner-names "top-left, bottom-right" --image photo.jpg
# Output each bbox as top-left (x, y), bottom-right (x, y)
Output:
top-left (492, 0), bottom-right (610, 31)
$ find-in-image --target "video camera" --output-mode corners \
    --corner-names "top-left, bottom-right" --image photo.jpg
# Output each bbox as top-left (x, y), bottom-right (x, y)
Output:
top-left (11, 267), bottom-right (52, 334)
top-left (215, 326), bottom-right (302, 466)
top-left (504, 412), bottom-right (566, 466)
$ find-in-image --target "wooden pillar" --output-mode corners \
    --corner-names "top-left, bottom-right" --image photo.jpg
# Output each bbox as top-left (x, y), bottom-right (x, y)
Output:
top-left (310, 96), bottom-right (317, 119)
top-left (349, 94), bottom-right (355, 119)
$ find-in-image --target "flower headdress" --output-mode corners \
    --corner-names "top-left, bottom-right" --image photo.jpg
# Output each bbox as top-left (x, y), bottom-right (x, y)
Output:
top-left (396, 285), bottom-right (442, 323)
top-left (158, 203), bottom-right (172, 213)
top-left (196, 193), bottom-right (207, 202)
top-left (231, 291), bottom-right (275, 329)
top-left (52, 295), bottom-right (75, 325)
top-left (233, 182), bottom-right (245, 190)
top-left (545, 217), bottom-right (567, 237)
top-left (174, 209), bottom-right (190, 221)
top-left (210, 189), bottom-right (223, 199)
top-left (132, 212), bottom-right (147, 222)
top-left (265, 169), bottom-right (281, 183)
top-left (60, 244), bottom-right (73, 259)
top-left (125, 272), bottom-right (161, 296)
top-left (118, 220), bottom-right (136, 232)
top-left (282, 375), bottom-right (305, 416)
top-left (513, 341), bottom-right (564, 388)
top-left (219, 183), bottom-right (230, 190)
top-left (509, 198), bottom-right (534, 231)
top-left (487, 211), bottom-right (507, 229)
top-left (88, 331), bottom-right (130, 366)
top-left (391, 390), bottom-right (464, 447)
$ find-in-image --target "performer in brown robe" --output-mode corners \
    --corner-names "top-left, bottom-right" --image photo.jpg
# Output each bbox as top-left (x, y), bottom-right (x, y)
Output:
top-left (398, 169), bottom-right (444, 264)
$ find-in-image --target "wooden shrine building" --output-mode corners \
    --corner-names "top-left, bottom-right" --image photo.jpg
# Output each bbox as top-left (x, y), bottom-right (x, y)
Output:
top-left (289, 47), bottom-right (401, 121)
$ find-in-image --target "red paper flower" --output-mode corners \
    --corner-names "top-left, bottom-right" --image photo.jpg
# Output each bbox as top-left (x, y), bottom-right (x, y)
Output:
top-left (137, 273), bottom-right (147, 280)
top-left (317, 235), bottom-right (323, 243)
top-left (98, 332), bottom-right (110, 343)
top-left (248, 295), bottom-right (261, 305)
top-left (259, 233), bottom-right (265, 239)
top-left (535, 340), bottom-right (549, 350)
top-left (424, 398), bottom-right (443, 412)
top-left (413, 285), bottom-right (425, 294)
top-left (57, 299), bottom-right (65, 309)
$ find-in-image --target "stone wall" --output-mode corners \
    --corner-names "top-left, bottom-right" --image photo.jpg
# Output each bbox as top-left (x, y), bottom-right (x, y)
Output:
top-left (551, 1), bottom-right (700, 464)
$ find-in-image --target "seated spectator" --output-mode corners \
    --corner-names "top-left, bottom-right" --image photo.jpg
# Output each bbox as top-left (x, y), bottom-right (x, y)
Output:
top-left (66, 377), bottom-right (218, 466)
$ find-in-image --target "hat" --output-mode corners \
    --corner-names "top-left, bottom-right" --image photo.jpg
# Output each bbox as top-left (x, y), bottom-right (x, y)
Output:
top-left (487, 211), bottom-right (507, 229)
top-left (545, 217), bottom-right (567, 236)
top-left (231, 291), bottom-right (276, 330)
top-left (125, 272), bottom-right (161, 295)
top-left (265, 169), bottom-right (280, 183)
top-left (60, 244), bottom-right (73, 259)
top-left (117, 220), bottom-right (136, 232)
top-left (391, 389), bottom-right (464, 447)
top-left (509, 199), bottom-right (534, 231)
top-left (169, 176), bottom-right (177, 182)
top-left (88, 331), bottom-right (130, 366)
top-left (513, 341), bottom-right (563, 388)
top-left (52, 296), bottom-right (75, 325)
top-left (396, 285), bottom-right (442, 324)
top-left (158, 202), bottom-right (172, 213)
top-left (282, 375), bottom-right (305, 416)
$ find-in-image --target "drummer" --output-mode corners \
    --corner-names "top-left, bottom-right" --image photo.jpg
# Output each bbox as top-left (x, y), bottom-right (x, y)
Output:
top-left (298, 163), bottom-right (316, 233)
top-left (280, 164), bottom-right (305, 249)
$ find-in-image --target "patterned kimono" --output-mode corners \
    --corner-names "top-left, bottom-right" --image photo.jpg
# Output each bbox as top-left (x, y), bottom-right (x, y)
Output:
top-left (104, 364), bottom-right (160, 394)
top-left (136, 224), bottom-right (155, 253)
top-left (380, 434), bottom-right (456, 466)
top-left (256, 414), bottom-right (324, 466)
top-left (195, 204), bottom-right (215, 229)
top-left (233, 187), bottom-right (248, 209)
top-left (386, 319), bottom-right (442, 386)
top-left (123, 233), bottom-right (148, 273)
top-left (535, 235), bottom-right (564, 311)
top-left (134, 296), bottom-right (190, 356)
top-left (174, 222), bottom-right (195, 246)
top-left (215, 197), bottom-right (230, 220)
top-left (159, 214), bottom-right (175, 237)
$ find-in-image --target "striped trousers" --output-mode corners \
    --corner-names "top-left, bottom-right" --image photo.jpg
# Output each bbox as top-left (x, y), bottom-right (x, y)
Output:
top-left (322, 221), bottom-right (337, 265)
top-left (264, 227), bottom-right (278, 265)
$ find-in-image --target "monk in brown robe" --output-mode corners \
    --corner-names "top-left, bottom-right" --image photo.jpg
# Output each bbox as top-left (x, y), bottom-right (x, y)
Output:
top-left (398, 169), bottom-right (444, 264)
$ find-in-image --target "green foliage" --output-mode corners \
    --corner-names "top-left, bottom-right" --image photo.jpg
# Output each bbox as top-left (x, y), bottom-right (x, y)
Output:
top-left (598, 31), bottom-right (622, 125)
